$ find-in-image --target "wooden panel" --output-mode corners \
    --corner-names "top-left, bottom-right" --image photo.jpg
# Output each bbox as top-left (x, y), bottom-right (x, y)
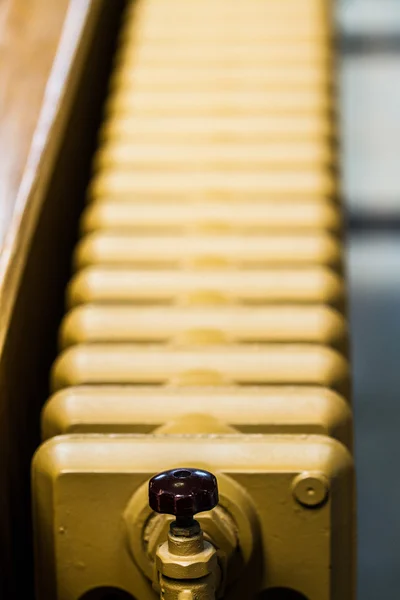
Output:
top-left (0, 1), bottom-right (126, 596)
top-left (0, 0), bottom-right (69, 246)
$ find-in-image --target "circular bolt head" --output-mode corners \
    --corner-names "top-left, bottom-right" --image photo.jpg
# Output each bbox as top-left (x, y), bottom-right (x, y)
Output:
top-left (149, 468), bottom-right (219, 517)
top-left (292, 472), bottom-right (329, 508)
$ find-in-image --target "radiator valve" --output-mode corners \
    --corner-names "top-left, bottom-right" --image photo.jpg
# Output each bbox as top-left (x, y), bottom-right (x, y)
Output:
top-left (149, 468), bottom-right (221, 600)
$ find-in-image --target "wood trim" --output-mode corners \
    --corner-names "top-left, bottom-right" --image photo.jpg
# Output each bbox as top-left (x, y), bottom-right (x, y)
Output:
top-left (0, 1), bottom-right (126, 595)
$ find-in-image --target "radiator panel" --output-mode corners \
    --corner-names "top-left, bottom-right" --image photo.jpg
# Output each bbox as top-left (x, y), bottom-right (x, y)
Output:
top-left (31, 0), bottom-right (355, 597)
top-left (67, 267), bottom-right (345, 308)
top-left (51, 343), bottom-right (349, 391)
top-left (81, 199), bottom-right (342, 233)
top-left (105, 94), bottom-right (334, 117)
top-left (33, 435), bottom-right (354, 600)
top-left (42, 386), bottom-right (352, 447)
top-left (74, 231), bottom-right (342, 268)
top-left (59, 305), bottom-right (347, 348)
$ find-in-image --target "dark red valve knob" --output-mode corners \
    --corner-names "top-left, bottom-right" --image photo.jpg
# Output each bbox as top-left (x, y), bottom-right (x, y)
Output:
top-left (149, 468), bottom-right (219, 518)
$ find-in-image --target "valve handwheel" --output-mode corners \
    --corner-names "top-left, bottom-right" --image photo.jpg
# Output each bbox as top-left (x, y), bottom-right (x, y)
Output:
top-left (149, 467), bottom-right (219, 530)
top-left (148, 469), bottom-right (221, 599)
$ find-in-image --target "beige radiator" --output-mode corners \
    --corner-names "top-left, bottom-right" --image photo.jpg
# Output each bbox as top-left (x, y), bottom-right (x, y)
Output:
top-left (32, 1), bottom-right (355, 599)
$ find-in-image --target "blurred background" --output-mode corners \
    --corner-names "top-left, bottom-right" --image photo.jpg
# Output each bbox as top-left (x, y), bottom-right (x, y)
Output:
top-left (338, 1), bottom-right (400, 597)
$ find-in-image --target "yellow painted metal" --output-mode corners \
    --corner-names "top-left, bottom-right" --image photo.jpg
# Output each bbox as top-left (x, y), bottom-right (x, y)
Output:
top-left (106, 89), bottom-right (333, 119)
top-left (126, 38), bottom-right (330, 50)
top-left (51, 343), bottom-right (349, 392)
top-left (74, 231), bottom-right (341, 269)
top-left (32, 0), bottom-right (353, 595)
top-left (129, 0), bottom-right (330, 16)
top-left (116, 44), bottom-right (332, 68)
top-left (151, 414), bottom-right (238, 435)
top-left (67, 266), bottom-right (344, 307)
top-left (88, 165), bottom-right (335, 202)
top-left (122, 20), bottom-right (331, 44)
top-left (59, 305), bottom-right (347, 348)
top-left (95, 139), bottom-right (334, 169)
top-left (32, 434), bottom-right (354, 599)
top-left (128, 0), bottom-right (331, 20)
top-left (157, 571), bottom-right (219, 600)
top-left (80, 199), bottom-right (342, 233)
top-left (99, 115), bottom-right (333, 146)
top-left (41, 385), bottom-right (352, 447)
top-left (111, 65), bottom-right (331, 91)
top-left (156, 529), bottom-right (220, 599)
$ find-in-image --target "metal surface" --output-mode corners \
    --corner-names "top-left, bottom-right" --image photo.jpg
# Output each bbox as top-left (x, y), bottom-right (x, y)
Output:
top-left (31, 0), bottom-right (355, 597)
top-left (59, 304), bottom-right (347, 347)
top-left (0, 0), bottom-right (397, 596)
top-left (41, 386), bottom-right (353, 446)
top-left (81, 199), bottom-right (342, 232)
top-left (74, 231), bottom-right (342, 268)
top-left (67, 267), bottom-right (344, 307)
top-left (51, 343), bottom-right (349, 391)
top-left (32, 434), bottom-right (354, 599)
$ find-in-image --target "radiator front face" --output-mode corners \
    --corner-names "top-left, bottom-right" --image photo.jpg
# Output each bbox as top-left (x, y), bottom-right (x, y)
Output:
top-left (33, 436), bottom-right (354, 600)
top-left (32, 0), bottom-right (355, 598)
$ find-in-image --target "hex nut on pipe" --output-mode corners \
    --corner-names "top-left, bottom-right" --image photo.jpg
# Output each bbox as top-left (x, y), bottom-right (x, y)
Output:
top-left (156, 534), bottom-right (218, 579)
top-left (146, 506), bottom-right (237, 566)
